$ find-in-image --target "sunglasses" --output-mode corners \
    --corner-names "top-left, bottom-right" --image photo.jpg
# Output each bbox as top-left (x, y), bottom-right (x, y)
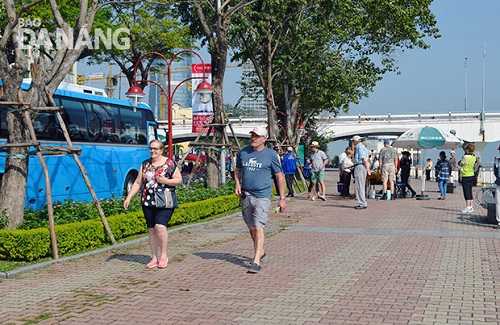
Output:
top-left (149, 147), bottom-right (161, 151)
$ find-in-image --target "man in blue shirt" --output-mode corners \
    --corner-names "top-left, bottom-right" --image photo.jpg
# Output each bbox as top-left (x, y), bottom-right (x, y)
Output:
top-left (235, 126), bottom-right (286, 273)
top-left (281, 147), bottom-right (298, 197)
top-left (352, 135), bottom-right (372, 209)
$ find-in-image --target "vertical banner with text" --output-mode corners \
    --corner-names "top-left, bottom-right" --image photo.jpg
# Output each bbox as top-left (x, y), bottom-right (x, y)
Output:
top-left (192, 63), bottom-right (213, 133)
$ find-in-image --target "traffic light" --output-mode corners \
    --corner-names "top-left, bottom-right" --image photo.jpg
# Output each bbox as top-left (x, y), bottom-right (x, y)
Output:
top-left (77, 74), bottom-right (85, 85)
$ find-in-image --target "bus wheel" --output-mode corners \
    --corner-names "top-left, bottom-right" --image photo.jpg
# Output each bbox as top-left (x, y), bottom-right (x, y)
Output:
top-left (123, 172), bottom-right (137, 197)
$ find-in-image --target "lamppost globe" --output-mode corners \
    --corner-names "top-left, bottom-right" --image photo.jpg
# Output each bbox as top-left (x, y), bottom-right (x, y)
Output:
top-left (297, 124), bottom-right (306, 137)
top-left (195, 80), bottom-right (213, 104)
top-left (125, 85), bottom-right (145, 109)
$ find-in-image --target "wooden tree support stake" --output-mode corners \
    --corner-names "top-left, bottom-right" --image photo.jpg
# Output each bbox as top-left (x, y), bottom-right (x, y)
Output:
top-left (11, 101), bottom-right (117, 260)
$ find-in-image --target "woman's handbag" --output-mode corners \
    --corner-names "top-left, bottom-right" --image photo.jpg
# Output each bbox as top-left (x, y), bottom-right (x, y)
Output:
top-left (154, 187), bottom-right (178, 208)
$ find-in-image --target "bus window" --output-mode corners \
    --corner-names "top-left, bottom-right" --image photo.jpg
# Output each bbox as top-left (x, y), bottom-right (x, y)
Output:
top-left (136, 113), bottom-right (147, 145)
top-left (120, 107), bottom-right (145, 144)
top-left (34, 113), bottom-right (63, 141)
top-left (91, 103), bottom-right (119, 143)
top-left (58, 98), bottom-right (88, 141)
top-left (85, 101), bottom-right (101, 142)
top-left (147, 122), bottom-right (157, 144)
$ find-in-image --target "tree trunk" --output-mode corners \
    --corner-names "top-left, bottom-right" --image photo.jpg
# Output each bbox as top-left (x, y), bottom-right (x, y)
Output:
top-left (0, 112), bottom-right (29, 228)
top-left (205, 27), bottom-right (229, 189)
top-left (0, 71), bottom-right (29, 228)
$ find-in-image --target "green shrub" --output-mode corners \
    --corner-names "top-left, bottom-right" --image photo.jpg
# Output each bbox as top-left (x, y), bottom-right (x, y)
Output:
top-left (16, 181), bottom-right (236, 230)
top-left (0, 194), bottom-right (240, 261)
top-left (0, 228), bottom-right (51, 261)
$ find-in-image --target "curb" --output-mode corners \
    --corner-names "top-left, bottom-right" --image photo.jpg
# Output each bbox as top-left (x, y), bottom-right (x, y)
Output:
top-left (1, 211), bottom-right (242, 279)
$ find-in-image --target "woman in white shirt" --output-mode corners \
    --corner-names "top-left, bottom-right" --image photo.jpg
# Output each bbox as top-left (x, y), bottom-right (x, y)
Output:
top-left (341, 149), bottom-right (354, 197)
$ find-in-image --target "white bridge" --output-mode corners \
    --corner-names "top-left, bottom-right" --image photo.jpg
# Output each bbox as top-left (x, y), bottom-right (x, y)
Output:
top-left (162, 111), bottom-right (500, 145)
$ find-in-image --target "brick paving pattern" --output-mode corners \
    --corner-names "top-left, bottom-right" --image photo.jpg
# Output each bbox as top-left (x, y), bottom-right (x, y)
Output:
top-left (1, 169), bottom-right (500, 324)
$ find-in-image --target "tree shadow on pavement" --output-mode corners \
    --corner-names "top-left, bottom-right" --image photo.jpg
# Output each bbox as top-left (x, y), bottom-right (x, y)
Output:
top-left (105, 253), bottom-right (151, 265)
top-left (194, 252), bottom-right (249, 267)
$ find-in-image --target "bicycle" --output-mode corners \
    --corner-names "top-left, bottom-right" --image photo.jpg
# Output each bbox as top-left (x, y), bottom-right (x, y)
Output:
top-left (475, 184), bottom-right (496, 209)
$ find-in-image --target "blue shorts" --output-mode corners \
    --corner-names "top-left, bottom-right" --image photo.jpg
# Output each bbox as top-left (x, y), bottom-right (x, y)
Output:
top-left (142, 206), bottom-right (174, 228)
top-left (240, 193), bottom-right (270, 228)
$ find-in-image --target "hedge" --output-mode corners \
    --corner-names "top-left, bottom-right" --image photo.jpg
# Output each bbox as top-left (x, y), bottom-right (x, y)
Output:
top-left (0, 194), bottom-right (240, 262)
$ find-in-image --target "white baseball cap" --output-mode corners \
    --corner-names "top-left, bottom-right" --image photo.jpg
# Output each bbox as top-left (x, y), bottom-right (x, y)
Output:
top-left (249, 126), bottom-right (268, 138)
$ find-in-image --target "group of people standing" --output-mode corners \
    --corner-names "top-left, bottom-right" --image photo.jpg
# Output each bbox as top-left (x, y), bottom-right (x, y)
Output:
top-left (339, 135), bottom-right (415, 210)
top-left (338, 136), bottom-right (487, 214)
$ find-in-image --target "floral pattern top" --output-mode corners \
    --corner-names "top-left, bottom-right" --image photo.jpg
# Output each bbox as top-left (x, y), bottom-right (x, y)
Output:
top-left (141, 158), bottom-right (177, 207)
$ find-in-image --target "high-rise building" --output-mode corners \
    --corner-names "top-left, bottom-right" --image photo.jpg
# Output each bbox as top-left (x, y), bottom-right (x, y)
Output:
top-left (148, 56), bottom-right (193, 120)
top-left (240, 62), bottom-right (266, 116)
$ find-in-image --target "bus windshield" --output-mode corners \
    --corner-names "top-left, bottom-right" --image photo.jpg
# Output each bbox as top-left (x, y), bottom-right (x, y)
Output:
top-left (0, 83), bottom-right (158, 210)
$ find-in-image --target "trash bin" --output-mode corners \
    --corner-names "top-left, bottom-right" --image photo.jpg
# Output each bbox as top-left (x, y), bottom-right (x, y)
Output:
top-left (446, 182), bottom-right (456, 193)
top-left (337, 182), bottom-right (344, 193)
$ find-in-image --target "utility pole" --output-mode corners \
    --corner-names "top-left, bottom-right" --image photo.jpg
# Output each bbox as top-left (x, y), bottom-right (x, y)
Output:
top-left (480, 46), bottom-right (486, 141)
top-left (464, 57), bottom-right (467, 111)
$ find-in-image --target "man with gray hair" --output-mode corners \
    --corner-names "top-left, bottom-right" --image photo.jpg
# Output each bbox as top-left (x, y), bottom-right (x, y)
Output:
top-left (352, 135), bottom-right (371, 209)
top-left (379, 139), bottom-right (397, 200)
top-left (235, 126), bottom-right (286, 273)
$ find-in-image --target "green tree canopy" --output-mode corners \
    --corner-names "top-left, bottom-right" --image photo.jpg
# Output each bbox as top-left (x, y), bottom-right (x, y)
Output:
top-left (229, 0), bottom-right (440, 146)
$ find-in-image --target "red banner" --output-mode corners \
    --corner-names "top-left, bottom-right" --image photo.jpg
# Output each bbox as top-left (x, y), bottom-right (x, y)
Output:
top-left (192, 63), bottom-right (212, 133)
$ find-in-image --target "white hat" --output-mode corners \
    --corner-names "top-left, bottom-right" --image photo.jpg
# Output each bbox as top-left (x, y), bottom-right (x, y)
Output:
top-left (352, 135), bottom-right (361, 141)
top-left (249, 126), bottom-right (267, 138)
top-left (287, 146), bottom-right (293, 151)
top-left (310, 141), bottom-right (320, 147)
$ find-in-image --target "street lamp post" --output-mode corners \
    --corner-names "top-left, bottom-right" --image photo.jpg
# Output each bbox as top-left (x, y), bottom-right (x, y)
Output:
top-left (126, 50), bottom-right (213, 159)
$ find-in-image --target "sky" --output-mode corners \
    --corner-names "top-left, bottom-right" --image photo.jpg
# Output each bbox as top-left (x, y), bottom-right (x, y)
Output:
top-left (349, 0), bottom-right (500, 116)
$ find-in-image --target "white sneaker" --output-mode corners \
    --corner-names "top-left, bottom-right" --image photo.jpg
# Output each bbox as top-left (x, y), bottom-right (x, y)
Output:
top-left (319, 195), bottom-right (326, 201)
top-left (461, 207), bottom-right (473, 213)
top-left (311, 196), bottom-right (316, 201)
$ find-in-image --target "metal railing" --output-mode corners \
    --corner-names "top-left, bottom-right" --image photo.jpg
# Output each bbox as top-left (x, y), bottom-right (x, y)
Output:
top-left (316, 111), bottom-right (500, 124)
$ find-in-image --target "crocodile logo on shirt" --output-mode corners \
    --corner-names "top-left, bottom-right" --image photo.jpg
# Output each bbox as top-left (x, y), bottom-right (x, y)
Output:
top-left (243, 157), bottom-right (263, 170)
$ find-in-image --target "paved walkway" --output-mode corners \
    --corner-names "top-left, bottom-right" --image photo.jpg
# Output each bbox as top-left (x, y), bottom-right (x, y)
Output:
top-left (1, 170), bottom-right (500, 325)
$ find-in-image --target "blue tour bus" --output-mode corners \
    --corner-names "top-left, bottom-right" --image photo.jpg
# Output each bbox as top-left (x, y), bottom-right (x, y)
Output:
top-left (0, 82), bottom-right (157, 210)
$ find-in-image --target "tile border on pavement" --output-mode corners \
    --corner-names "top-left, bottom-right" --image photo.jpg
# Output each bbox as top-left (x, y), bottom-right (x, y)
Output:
top-left (289, 226), bottom-right (500, 239)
